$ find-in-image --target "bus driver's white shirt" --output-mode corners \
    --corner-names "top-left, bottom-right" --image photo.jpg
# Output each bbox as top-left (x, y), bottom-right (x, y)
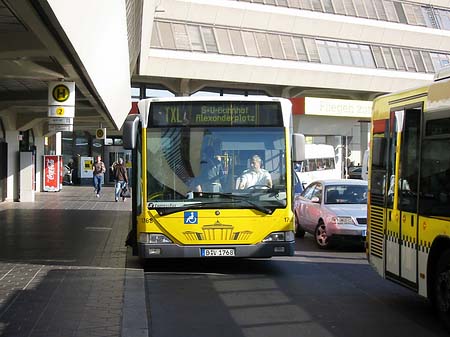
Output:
top-left (237, 169), bottom-right (272, 189)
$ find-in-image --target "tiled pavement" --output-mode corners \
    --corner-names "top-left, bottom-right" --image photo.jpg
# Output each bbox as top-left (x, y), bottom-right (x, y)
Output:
top-left (0, 186), bottom-right (147, 337)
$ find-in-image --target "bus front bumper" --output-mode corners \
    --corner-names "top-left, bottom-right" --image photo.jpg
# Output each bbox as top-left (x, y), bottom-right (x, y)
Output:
top-left (138, 241), bottom-right (295, 258)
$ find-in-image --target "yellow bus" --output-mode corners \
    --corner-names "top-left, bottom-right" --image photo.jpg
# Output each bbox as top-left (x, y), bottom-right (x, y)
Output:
top-left (367, 68), bottom-right (450, 328)
top-left (123, 96), bottom-right (304, 260)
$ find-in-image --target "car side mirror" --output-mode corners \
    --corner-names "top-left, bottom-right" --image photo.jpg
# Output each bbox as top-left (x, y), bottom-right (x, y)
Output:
top-left (311, 196), bottom-right (320, 203)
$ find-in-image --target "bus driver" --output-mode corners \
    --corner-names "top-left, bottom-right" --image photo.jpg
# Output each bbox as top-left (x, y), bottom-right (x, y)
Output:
top-left (236, 154), bottom-right (272, 189)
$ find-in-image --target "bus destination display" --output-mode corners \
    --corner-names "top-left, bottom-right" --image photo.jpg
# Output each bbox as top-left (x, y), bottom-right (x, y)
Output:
top-left (149, 101), bottom-right (283, 127)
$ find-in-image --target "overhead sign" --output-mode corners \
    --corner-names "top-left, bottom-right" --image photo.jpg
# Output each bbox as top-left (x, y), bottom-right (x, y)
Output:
top-left (48, 81), bottom-right (75, 106)
top-left (48, 81), bottom-right (75, 123)
top-left (48, 124), bottom-right (73, 132)
top-left (96, 128), bottom-right (106, 140)
top-left (48, 106), bottom-right (75, 118)
top-left (48, 117), bottom-right (73, 125)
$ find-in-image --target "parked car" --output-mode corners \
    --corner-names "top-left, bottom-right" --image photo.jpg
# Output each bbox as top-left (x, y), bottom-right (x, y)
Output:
top-left (294, 179), bottom-right (368, 248)
top-left (348, 166), bottom-right (362, 179)
top-left (347, 166), bottom-right (362, 179)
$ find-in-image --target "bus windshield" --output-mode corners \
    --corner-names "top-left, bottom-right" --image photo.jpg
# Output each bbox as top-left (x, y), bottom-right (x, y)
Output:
top-left (146, 127), bottom-right (287, 212)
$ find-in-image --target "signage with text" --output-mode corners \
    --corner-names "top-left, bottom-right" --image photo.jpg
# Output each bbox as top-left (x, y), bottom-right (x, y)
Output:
top-left (149, 101), bottom-right (283, 127)
top-left (48, 117), bottom-right (73, 125)
top-left (48, 124), bottom-right (73, 132)
top-left (305, 97), bottom-right (372, 118)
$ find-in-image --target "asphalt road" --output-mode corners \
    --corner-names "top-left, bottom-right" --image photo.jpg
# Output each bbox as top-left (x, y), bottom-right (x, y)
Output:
top-left (143, 234), bottom-right (449, 337)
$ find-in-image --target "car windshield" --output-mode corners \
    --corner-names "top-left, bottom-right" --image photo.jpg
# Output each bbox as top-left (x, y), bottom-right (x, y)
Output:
top-left (325, 184), bottom-right (367, 204)
top-left (146, 127), bottom-right (287, 212)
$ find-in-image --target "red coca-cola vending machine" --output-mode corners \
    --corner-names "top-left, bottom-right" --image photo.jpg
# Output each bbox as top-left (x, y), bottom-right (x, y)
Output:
top-left (43, 155), bottom-right (62, 192)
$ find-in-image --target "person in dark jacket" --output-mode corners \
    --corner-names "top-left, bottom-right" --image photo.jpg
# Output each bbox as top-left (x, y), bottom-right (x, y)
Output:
top-left (113, 157), bottom-right (128, 202)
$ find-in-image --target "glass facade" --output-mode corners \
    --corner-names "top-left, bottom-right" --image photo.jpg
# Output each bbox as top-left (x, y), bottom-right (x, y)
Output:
top-left (234, 0), bottom-right (450, 30)
top-left (151, 20), bottom-right (450, 74)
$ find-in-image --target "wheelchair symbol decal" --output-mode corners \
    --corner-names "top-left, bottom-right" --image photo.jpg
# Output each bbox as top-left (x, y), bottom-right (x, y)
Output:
top-left (184, 211), bottom-right (198, 224)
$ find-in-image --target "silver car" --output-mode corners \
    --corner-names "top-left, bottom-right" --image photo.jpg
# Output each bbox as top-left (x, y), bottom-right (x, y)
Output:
top-left (294, 179), bottom-right (368, 249)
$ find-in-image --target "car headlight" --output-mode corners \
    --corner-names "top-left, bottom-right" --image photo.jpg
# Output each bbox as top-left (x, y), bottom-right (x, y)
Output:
top-left (332, 216), bottom-right (355, 225)
top-left (262, 231), bottom-right (295, 242)
top-left (139, 233), bottom-right (172, 244)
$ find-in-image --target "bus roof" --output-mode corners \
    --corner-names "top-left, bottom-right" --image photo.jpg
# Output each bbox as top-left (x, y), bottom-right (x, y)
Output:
top-left (372, 85), bottom-right (429, 121)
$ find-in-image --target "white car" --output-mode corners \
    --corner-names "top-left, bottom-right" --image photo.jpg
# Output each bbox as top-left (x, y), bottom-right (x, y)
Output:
top-left (294, 179), bottom-right (368, 249)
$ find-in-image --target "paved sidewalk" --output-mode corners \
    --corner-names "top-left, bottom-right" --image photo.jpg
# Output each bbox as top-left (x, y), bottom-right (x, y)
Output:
top-left (0, 186), bottom-right (147, 337)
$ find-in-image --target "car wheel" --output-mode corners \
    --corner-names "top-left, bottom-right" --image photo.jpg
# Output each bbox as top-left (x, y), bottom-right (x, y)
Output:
top-left (315, 221), bottom-right (330, 249)
top-left (433, 249), bottom-right (450, 330)
top-left (295, 215), bottom-right (305, 238)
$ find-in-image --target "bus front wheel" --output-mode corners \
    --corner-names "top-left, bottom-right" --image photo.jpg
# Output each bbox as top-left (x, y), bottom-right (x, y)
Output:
top-left (433, 249), bottom-right (450, 330)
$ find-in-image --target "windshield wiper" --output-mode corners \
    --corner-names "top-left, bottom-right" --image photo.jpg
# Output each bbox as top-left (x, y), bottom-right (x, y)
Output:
top-left (198, 192), bottom-right (273, 214)
top-left (151, 201), bottom-right (225, 216)
top-left (150, 193), bottom-right (273, 215)
top-left (234, 199), bottom-right (273, 214)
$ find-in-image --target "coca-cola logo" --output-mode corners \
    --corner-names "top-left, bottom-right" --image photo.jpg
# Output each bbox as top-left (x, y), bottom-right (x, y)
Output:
top-left (47, 159), bottom-right (55, 181)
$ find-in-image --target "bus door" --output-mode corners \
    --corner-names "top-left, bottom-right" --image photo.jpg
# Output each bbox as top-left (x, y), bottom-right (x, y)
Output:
top-left (386, 107), bottom-right (421, 289)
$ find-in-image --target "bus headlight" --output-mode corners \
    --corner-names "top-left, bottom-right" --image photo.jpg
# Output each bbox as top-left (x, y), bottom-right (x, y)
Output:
top-left (262, 231), bottom-right (295, 242)
top-left (139, 233), bottom-right (172, 244)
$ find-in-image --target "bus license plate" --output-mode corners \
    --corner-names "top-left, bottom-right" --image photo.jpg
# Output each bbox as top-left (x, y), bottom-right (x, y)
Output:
top-left (201, 248), bottom-right (235, 257)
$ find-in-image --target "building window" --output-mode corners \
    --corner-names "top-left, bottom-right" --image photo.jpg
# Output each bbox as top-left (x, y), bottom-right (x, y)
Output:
top-left (431, 53), bottom-right (450, 71)
top-left (373, 0), bottom-right (388, 20)
top-left (383, 1), bottom-right (399, 22)
top-left (201, 27), bottom-right (219, 53)
top-left (392, 48), bottom-right (406, 71)
top-left (187, 25), bottom-right (204, 51)
top-left (216, 28), bottom-right (233, 54)
top-left (157, 22), bottom-right (175, 49)
top-left (150, 26), bottom-right (161, 48)
top-left (303, 38), bottom-right (321, 62)
top-left (371, 46), bottom-right (386, 68)
top-left (268, 34), bottom-right (284, 59)
top-left (343, 0), bottom-right (357, 16)
top-left (381, 47), bottom-right (396, 69)
top-left (255, 32), bottom-right (272, 58)
top-left (293, 37), bottom-right (308, 61)
top-left (402, 49), bottom-right (417, 72)
top-left (229, 30), bottom-right (246, 55)
top-left (242, 31), bottom-right (259, 57)
top-left (280, 35), bottom-right (298, 60)
top-left (172, 23), bottom-right (190, 50)
top-left (421, 52), bottom-right (435, 73)
top-left (363, 0), bottom-right (378, 19)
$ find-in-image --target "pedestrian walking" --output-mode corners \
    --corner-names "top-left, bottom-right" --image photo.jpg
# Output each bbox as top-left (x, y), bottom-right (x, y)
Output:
top-left (113, 157), bottom-right (128, 202)
top-left (93, 156), bottom-right (106, 197)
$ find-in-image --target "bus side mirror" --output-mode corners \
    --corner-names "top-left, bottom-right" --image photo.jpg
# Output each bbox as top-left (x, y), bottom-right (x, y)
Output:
top-left (292, 133), bottom-right (305, 162)
top-left (123, 115), bottom-right (140, 150)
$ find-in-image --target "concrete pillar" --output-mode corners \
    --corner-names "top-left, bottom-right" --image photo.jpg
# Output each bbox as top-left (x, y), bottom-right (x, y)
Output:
top-left (34, 136), bottom-right (45, 192)
top-left (5, 130), bottom-right (19, 201)
top-left (55, 132), bottom-right (62, 155)
top-left (360, 122), bottom-right (369, 164)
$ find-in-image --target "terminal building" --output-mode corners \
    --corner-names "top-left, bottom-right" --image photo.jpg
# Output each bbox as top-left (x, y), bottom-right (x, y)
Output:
top-left (2, 0), bottom-right (450, 202)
